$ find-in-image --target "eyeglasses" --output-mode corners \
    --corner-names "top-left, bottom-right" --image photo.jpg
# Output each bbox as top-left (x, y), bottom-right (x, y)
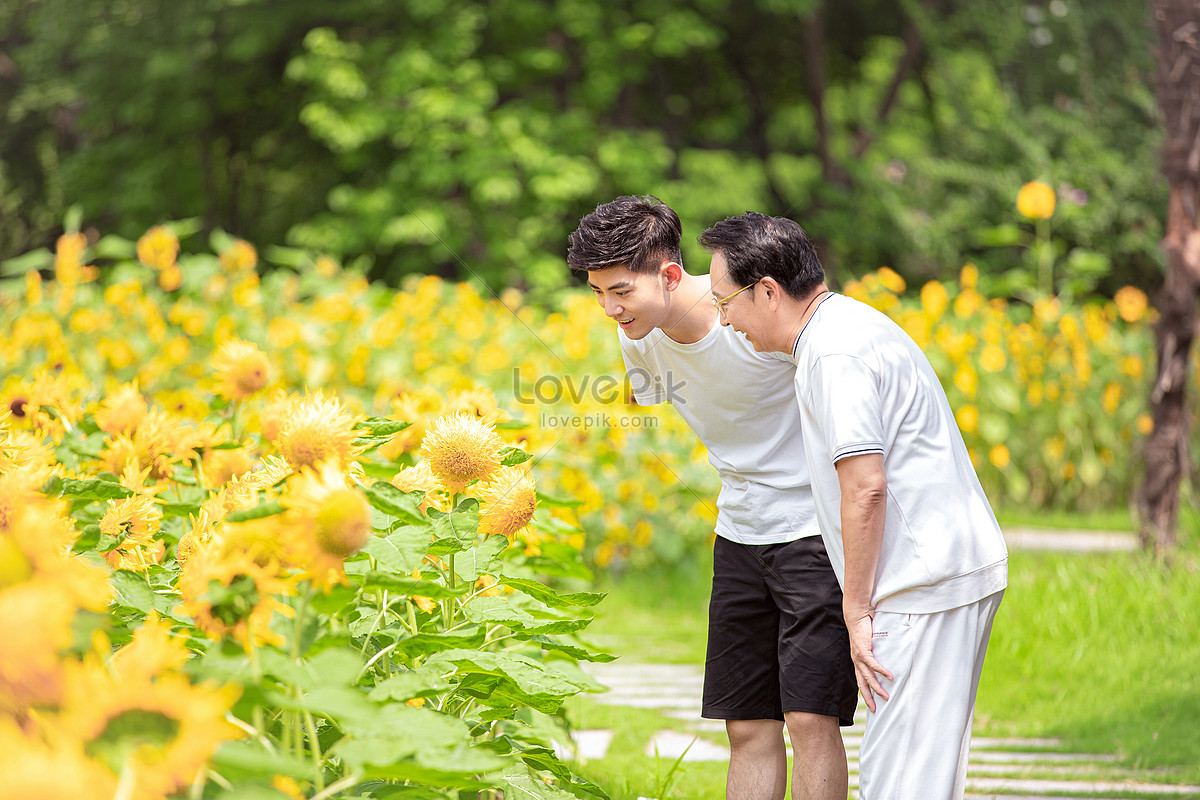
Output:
top-left (712, 281), bottom-right (757, 318)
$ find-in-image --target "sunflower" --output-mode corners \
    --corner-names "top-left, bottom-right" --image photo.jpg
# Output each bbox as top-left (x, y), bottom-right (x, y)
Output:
top-left (179, 546), bottom-right (294, 650)
top-left (93, 382), bottom-right (147, 436)
top-left (53, 649), bottom-right (242, 799)
top-left (420, 413), bottom-right (504, 490)
top-left (211, 338), bottom-right (271, 402)
top-left (255, 389), bottom-right (295, 443)
top-left (390, 461), bottom-right (447, 512)
top-left (201, 445), bottom-right (256, 488)
top-left (443, 386), bottom-right (510, 426)
top-left (278, 461), bottom-right (372, 590)
top-left (274, 390), bottom-right (364, 470)
top-left (477, 466), bottom-right (537, 540)
top-left (213, 517), bottom-right (290, 570)
top-left (99, 495), bottom-right (163, 544)
top-left (0, 717), bottom-right (118, 800)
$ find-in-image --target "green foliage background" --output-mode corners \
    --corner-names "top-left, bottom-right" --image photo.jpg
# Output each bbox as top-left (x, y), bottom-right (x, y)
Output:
top-left (0, 0), bottom-right (1166, 292)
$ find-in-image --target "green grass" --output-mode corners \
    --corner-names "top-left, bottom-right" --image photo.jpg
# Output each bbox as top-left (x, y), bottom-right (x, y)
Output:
top-left (578, 538), bottom-right (1200, 791)
top-left (978, 547), bottom-right (1200, 782)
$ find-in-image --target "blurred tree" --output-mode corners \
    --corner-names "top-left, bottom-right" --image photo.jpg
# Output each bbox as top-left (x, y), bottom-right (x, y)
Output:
top-left (0, 0), bottom-right (1167, 295)
top-left (1140, 0), bottom-right (1200, 556)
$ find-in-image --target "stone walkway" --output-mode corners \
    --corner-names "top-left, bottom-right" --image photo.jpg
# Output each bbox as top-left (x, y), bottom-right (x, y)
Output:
top-left (569, 660), bottom-right (1200, 799)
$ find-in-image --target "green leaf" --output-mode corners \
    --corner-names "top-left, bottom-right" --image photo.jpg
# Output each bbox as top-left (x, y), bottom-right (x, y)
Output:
top-left (364, 482), bottom-right (427, 523)
top-left (389, 627), bottom-right (486, 659)
top-left (453, 535), bottom-right (509, 582)
top-left (109, 570), bottom-right (180, 619)
top-left (225, 501), bottom-right (285, 523)
top-left (358, 417), bottom-right (413, 437)
top-left (500, 446), bottom-right (533, 466)
top-left (264, 684), bottom-right (379, 727)
top-left (0, 247), bottom-right (53, 276)
top-left (92, 235), bottom-right (137, 259)
top-left (369, 664), bottom-right (453, 701)
top-left (58, 478), bottom-right (133, 501)
top-left (361, 572), bottom-right (468, 598)
top-left (512, 745), bottom-right (610, 800)
top-left (535, 491), bottom-right (583, 509)
top-left (428, 649), bottom-right (589, 713)
top-left (161, 502), bottom-right (202, 519)
top-left (333, 705), bottom-right (506, 785)
top-left (429, 499), bottom-right (479, 542)
top-left (973, 223), bottom-right (1024, 247)
top-left (210, 739), bottom-right (311, 781)
top-left (521, 635), bottom-right (616, 663)
top-left (361, 526), bottom-right (430, 573)
top-left (499, 771), bottom-right (580, 800)
top-left (501, 577), bottom-right (606, 608)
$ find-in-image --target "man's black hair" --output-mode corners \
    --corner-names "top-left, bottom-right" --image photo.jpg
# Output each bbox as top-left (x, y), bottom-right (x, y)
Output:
top-left (698, 211), bottom-right (825, 300)
top-left (567, 195), bottom-right (683, 274)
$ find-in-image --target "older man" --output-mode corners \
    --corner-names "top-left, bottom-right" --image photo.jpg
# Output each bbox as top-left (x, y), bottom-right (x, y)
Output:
top-left (700, 211), bottom-right (1008, 800)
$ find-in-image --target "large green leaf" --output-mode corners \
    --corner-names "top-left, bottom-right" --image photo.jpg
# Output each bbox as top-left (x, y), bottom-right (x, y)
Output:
top-left (465, 597), bottom-right (593, 635)
top-left (361, 572), bottom-right (469, 598)
top-left (501, 577), bottom-right (605, 608)
top-left (499, 769), bottom-right (582, 800)
top-left (363, 482), bottom-right (427, 523)
top-left (210, 739), bottom-right (311, 781)
top-left (225, 501), bottom-right (285, 523)
top-left (369, 664), bottom-right (453, 702)
top-left (428, 649), bottom-right (588, 713)
top-left (389, 626), bottom-right (486, 659)
top-left (57, 477), bottom-right (133, 501)
top-left (361, 526), bottom-right (430, 572)
top-left (453, 535), bottom-right (509, 582)
top-left (520, 634), bottom-right (616, 663)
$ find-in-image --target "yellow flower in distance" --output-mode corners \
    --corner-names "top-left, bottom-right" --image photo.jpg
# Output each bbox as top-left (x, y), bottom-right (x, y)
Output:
top-left (989, 444), bottom-right (1011, 469)
top-left (283, 460), bottom-right (372, 559)
top-left (94, 382), bottom-right (147, 436)
top-left (179, 546), bottom-right (294, 649)
top-left (1017, 181), bottom-right (1056, 219)
top-left (478, 466), bottom-right (537, 539)
top-left (275, 390), bottom-right (363, 470)
top-left (211, 338), bottom-right (271, 402)
top-left (421, 413), bottom-right (505, 490)
top-left (136, 225), bottom-right (180, 271)
top-left (219, 239), bottom-right (258, 273)
top-left (1114, 286), bottom-right (1149, 323)
top-left (876, 267), bottom-right (906, 294)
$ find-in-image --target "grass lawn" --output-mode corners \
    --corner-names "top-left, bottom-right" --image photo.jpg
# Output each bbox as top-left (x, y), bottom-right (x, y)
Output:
top-left (575, 535), bottom-right (1200, 794)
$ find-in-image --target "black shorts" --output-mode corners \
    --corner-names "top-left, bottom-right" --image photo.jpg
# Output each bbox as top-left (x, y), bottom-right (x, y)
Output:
top-left (702, 534), bottom-right (857, 726)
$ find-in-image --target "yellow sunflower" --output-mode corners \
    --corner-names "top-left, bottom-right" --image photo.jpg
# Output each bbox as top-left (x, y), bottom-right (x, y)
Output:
top-left (477, 466), bottom-right (537, 540)
top-left (201, 445), bottom-right (256, 488)
top-left (0, 717), bottom-right (118, 800)
top-left (281, 461), bottom-right (372, 589)
top-left (274, 390), bottom-right (364, 470)
top-left (420, 413), bottom-right (504, 490)
top-left (54, 652), bottom-right (242, 799)
top-left (179, 546), bottom-right (295, 650)
top-left (211, 338), bottom-right (271, 402)
top-left (390, 461), bottom-right (447, 512)
top-left (93, 383), bottom-right (148, 436)
top-left (99, 495), bottom-right (163, 544)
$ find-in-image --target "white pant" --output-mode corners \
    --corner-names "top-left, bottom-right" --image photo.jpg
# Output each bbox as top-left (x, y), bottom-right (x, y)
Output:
top-left (857, 590), bottom-right (1004, 800)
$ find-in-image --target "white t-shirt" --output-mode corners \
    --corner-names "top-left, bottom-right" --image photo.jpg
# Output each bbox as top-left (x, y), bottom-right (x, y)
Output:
top-left (790, 293), bottom-right (1008, 613)
top-left (620, 318), bottom-right (819, 545)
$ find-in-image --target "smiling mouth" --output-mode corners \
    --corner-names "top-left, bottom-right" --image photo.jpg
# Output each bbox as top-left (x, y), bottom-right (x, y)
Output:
top-left (617, 318), bottom-right (633, 325)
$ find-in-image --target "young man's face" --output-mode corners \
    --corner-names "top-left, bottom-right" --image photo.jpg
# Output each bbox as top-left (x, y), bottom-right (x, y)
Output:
top-left (586, 263), bottom-right (673, 340)
top-left (708, 250), bottom-right (766, 351)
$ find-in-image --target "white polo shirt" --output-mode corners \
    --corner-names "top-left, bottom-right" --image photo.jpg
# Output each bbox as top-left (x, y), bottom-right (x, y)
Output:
top-left (790, 293), bottom-right (1008, 613)
top-left (619, 318), bottom-right (819, 545)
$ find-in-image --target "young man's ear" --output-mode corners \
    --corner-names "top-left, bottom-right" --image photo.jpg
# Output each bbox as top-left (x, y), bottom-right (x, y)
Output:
top-left (660, 261), bottom-right (684, 290)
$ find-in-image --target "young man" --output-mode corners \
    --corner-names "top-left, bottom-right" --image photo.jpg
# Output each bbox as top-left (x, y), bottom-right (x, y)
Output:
top-left (567, 196), bottom-right (857, 800)
top-left (700, 211), bottom-right (1009, 800)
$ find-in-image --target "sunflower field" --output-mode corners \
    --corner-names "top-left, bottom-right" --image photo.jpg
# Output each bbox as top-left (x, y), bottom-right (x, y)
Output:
top-left (0, 215), bottom-right (1191, 797)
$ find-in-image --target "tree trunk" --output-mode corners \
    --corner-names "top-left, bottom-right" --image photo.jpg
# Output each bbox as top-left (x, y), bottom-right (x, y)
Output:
top-left (1140, 0), bottom-right (1200, 555)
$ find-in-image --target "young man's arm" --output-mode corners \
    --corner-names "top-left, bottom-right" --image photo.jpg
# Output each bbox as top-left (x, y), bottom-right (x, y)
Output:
top-left (834, 452), bottom-right (894, 712)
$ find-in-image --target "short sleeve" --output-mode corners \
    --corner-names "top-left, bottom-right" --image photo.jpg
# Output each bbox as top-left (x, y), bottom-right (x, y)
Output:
top-left (805, 354), bottom-right (885, 462)
top-left (619, 340), bottom-right (667, 405)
